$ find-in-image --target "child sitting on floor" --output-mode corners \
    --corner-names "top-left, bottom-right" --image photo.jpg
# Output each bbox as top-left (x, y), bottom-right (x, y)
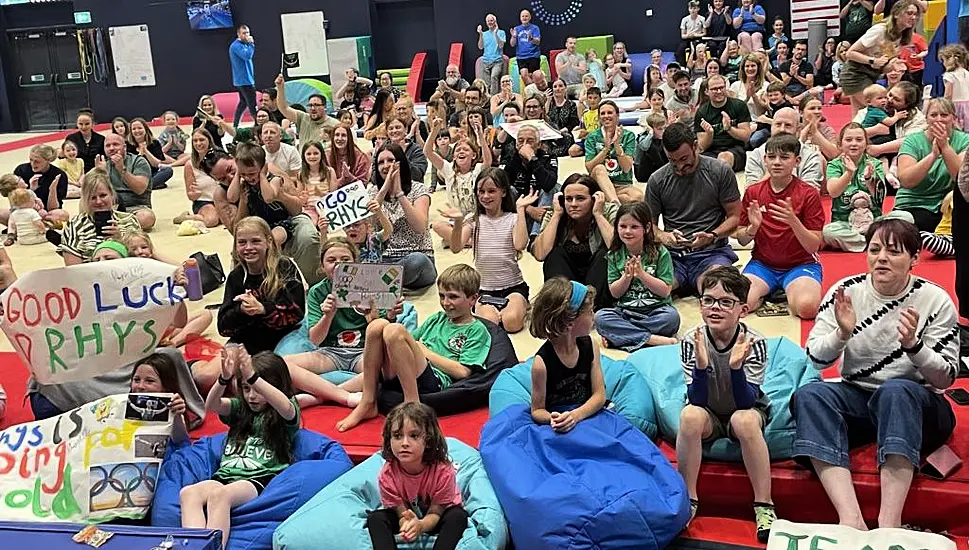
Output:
top-left (735, 134), bottom-right (824, 319)
top-left (368, 402), bottom-right (468, 550)
top-left (595, 201), bottom-right (680, 351)
top-left (921, 190), bottom-right (955, 257)
top-left (529, 277), bottom-right (606, 432)
top-left (53, 139), bottom-right (83, 198)
top-left (337, 264), bottom-right (492, 432)
top-left (6, 188), bottom-right (48, 245)
top-left (677, 265), bottom-right (775, 540)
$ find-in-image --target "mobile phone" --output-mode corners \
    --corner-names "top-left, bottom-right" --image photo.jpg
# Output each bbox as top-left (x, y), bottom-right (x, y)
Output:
top-left (558, 194), bottom-right (565, 208)
top-left (479, 295), bottom-right (510, 309)
top-left (93, 211), bottom-right (112, 236)
top-left (946, 388), bottom-right (969, 406)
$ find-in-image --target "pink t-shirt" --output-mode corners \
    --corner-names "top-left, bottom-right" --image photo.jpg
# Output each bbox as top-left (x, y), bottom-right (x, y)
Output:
top-left (378, 460), bottom-right (462, 511)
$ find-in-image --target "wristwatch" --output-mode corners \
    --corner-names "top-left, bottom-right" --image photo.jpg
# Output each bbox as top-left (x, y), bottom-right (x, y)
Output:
top-left (868, 57), bottom-right (876, 67)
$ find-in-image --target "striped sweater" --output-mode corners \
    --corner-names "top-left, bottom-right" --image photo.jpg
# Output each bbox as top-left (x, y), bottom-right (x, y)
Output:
top-left (806, 274), bottom-right (959, 393)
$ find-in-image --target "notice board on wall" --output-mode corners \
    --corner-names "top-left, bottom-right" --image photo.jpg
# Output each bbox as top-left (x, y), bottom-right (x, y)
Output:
top-left (108, 25), bottom-right (156, 87)
top-left (280, 11), bottom-right (329, 78)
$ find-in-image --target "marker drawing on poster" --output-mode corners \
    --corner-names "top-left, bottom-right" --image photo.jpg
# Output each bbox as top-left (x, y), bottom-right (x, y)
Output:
top-left (315, 181), bottom-right (370, 230)
top-left (333, 263), bottom-right (403, 310)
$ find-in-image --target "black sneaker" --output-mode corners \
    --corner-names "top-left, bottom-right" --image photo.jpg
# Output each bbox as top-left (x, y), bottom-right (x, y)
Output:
top-left (152, 182), bottom-right (168, 190)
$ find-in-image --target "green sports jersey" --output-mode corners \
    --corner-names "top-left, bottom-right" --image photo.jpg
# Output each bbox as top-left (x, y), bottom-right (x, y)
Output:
top-left (306, 278), bottom-right (368, 349)
top-left (606, 245), bottom-right (675, 313)
top-left (895, 130), bottom-right (969, 212)
top-left (826, 155), bottom-right (886, 223)
top-left (213, 397), bottom-right (301, 482)
top-left (413, 311), bottom-right (492, 390)
top-left (584, 128), bottom-right (637, 183)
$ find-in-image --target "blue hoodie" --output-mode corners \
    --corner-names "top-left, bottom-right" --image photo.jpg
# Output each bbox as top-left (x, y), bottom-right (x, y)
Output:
top-left (229, 38), bottom-right (255, 87)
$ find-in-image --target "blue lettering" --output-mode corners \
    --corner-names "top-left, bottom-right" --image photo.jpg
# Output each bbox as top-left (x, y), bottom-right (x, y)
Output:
top-left (27, 426), bottom-right (42, 447)
top-left (0, 426), bottom-right (27, 452)
top-left (93, 283), bottom-right (118, 312)
top-left (122, 285), bottom-right (149, 309)
top-left (166, 277), bottom-right (183, 305)
top-left (147, 281), bottom-right (165, 306)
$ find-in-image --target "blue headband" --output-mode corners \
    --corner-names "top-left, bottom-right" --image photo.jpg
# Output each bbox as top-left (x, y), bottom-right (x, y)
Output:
top-left (568, 281), bottom-right (588, 312)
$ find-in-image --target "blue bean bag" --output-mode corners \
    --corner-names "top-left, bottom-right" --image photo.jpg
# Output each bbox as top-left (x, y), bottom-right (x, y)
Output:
top-left (275, 302), bottom-right (418, 356)
top-left (272, 438), bottom-right (509, 550)
top-left (488, 355), bottom-right (658, 438)
top-left (152, 430), bottom-right (353, 550)
top-left (631, 336), bottom-right (822, 461)
top-left (480, 405), bottom-right (689, 550)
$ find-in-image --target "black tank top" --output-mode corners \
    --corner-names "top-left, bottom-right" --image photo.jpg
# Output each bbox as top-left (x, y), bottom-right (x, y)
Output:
top-left (538, 335), bottom-right (593, 408)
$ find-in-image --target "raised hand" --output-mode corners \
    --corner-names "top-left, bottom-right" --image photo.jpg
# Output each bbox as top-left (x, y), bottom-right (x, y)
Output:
top-left (515, 189), bottom-right (539, 210)
top-left (275, 74), bottom-right (285, 87)
top-left (592, 191), bottom-right (605, 216)
top-left (841, 154), bottom-right (857, 174)
top-left (94, 155), bottom-right (108, 171)
top-left (897, 307), bottom-right (920, 349)
top-left (28, 174), bottom-right (41, 191)
top-left (834, 286), bottom-right (856, 340)
top-left (437, 206), bottom-right (464, 220)
top-left (747, 200), bottom-right (763, 231)
top-left (729, 332), bottom-right (752, 370)
top-left (694, 327), bottom-right (710, 370)
top-left (551, 192), bottom-right (564, 215)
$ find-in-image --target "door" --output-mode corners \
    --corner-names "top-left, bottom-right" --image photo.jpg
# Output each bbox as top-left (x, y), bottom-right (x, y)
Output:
top-left (50, 28), bottom-right (88, 128)
top-left (9, 29), bottom-right (58, 130)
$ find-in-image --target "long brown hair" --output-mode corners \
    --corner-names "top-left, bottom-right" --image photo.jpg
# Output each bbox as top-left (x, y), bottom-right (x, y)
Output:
top-left (299, 140), bottom-right (331, 196)
top-left (190, 128), bottom-right (216, 169)
top-left (884, 0), bottom-right (921, 45)
top-left (327, 124), bottom-right (360, 174)
top-left (381, 402), bottom-right (450, 467)
top-left (227, 352), bottom-right (296, 466)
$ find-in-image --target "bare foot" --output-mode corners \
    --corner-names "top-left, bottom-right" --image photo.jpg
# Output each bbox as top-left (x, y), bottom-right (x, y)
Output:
top-left (336, 400), bottom-right (378, 432)
top-left (345, 392), bottom-right (363, 408)
top-left (601, 336), bottom-right (610, 349)
top-left (647, 336), bottom-right (678, 347)
top-left (296, 393), bottom-right (322, 408)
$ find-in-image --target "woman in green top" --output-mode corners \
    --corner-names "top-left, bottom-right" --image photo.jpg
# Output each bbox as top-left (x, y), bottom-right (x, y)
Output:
top-left (896, 98), bottom-right (969, 232)
top-left (584, 100), bottom-right (642, 203)
top-left (823, 123), bottom-right (888, 252)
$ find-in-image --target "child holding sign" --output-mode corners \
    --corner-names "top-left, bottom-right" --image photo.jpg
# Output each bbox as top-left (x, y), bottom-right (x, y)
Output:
top-left (285, 237), bottom-right (405, 408)
top-left (337, 264), bottom-right (492, 432)
top-left (317, 199), bottom-right (393, 264)
top-left (426, 117), bottom-right (492, 243)
top-left (441, 168), bottom-right (531, 333)
top-left (130, 352), bottom-right (189, 443)
top-left (181, 348), bottom-right (300, 549)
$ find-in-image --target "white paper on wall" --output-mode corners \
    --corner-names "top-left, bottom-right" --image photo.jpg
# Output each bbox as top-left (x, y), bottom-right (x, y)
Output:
top-left (108, 25), bottom-right (156, 88)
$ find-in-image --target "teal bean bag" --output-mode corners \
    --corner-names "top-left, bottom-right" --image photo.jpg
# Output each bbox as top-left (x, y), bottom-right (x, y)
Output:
top-left (272, 438), bottom-right (509, 550)
top-left (275, 302), bottom-right (418, 356)
top-left (631, 336), bottom-right (821, 461)
top-left (488, 355), bottom-right (658, 439)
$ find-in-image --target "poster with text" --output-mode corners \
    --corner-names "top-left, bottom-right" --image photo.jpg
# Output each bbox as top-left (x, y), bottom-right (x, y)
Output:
top-left (0, 393), bottom-right (175, 522)
top-left (315, 181), bottom-right (370, 230)
top-left (767, 520), bottom-right (955, 550)
top-left (333, 263), bottom-right (403, 310)
top-left (0, 258), bottom-right (184, 384)
top-left (499, 120), bottom-right (562, 141)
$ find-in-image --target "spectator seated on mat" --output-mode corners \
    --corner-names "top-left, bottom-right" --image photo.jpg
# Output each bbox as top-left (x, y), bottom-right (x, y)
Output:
top-left (666, 73), bottom-right (698, 128)
top-left (272, 437), bottom-right (508, 550)
top-left (153, 429), bottom-right (352, 550)
top-left (337, 265), bottom-right (493, 432)
top-left (694, 75), bottom-right (752, 173)
top-left (100, 133), bottom-right (155, 231)
top-left (793, 218), bottom-right (958, 530)
top-left (585, 100), bottom-right (642, 204)
top-left (677, 266), bottom-right (776, 540)
top-left (744, 108), bottom-right (824, 190)
top-left (283, 237), bottom-right (407, 409)
top-left (481, 404), bottom-right (689, 550)
top-left (275, 75), bottom-right (341, 148)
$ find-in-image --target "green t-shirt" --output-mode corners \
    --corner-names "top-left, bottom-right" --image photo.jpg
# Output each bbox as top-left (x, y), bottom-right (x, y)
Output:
top-left (826, 155), bottom-right (886, 223)
top-left (233, 126), bottom-right (295, 146)
top-left (214, 397), bottom-right (301, 482)
top-left (606, 245), bottom-right (674, 313)
top-left (413, 311), bottom-right (492, 390)
top-left (895, 130), bottom-right (969, 212)
top-left (584, 128), bottom-right (637, 183)
top-left (693, 97), bottom-right (752, 151)
top-left (306, 278), bottom-right (368, 349)
top-left (861, 107), bottom-right (888, 129)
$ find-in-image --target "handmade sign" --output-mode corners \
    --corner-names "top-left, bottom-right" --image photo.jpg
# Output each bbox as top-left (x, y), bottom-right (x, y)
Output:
top-left (0, 258), bottom-right (184, 385)
top-left (333, 263), bottom-right (402, 310)
top-left (0, 393), bottom-right (175, 523)
top-left (767, 520), bottom-right (955, 550)
top-left (499, 120), bottom-right (562, 141)
top-left (315, 181), bottom-right (370, 230)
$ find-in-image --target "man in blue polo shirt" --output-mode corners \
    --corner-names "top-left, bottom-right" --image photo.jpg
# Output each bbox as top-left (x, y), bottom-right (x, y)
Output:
top-left (229, 24), bottom-right (257, 127)
top-left (510, 9), bottom-right (541, 86)
top-left (477, 14), bottom-right (507, 94)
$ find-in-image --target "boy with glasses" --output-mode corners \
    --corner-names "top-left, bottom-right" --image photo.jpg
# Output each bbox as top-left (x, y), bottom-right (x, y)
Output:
top-left (677, 265), bottom-right (776, 541)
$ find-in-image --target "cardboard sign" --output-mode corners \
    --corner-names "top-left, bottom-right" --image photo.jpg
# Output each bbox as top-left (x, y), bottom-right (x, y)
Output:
top-left (333, 263), bottom-right (403, 310)
top-left (768, 520), bottom-right (956, 550)
top-left (0, 393), bottom-right (175, 523)
top-left (0, 258), bottom-right (184, 385)
top-left (499, 120), bottom-right (562, 141)
top-left (315, 181), bottom-right (370, 230)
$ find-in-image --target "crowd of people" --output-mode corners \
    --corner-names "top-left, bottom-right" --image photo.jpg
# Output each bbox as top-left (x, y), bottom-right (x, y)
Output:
top-left (0, 0), bottom-right (965, 545)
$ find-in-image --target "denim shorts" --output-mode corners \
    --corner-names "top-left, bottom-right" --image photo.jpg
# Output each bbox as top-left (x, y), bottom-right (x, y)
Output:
top-left (743, 260), bottom-right (822, 294)
top-left (671, 245), bottom-right (739, 292)
top-left (316, 347), bottom-right (364, 372)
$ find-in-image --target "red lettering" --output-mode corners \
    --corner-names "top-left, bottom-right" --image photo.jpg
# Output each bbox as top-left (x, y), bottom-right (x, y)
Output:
top-left (13, 334), bottom-right (32, 364)
top-left (6, 287), bottom-right (21, 323)
top-left (18, 447), bottom-right (30, 479)
top-left (0, 451), bottom-right (14, 474)
top-left (39, 442), bottom-right (66, 494)
top-left (64, 288), bottom-right (81, 320)
top-left (22, 294), bottom-right (41, 327)
top-left (44, 292), bottom-right (63, 323)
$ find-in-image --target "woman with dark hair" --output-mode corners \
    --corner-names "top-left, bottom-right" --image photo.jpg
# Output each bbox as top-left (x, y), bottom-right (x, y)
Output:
top-left (522, 94), bottom-right (574, 158)
top-left (375, 70), bottom-right (403, 100)
top-left (532, 173), bottom-right (618, 309)
top-left (363, 88), bottom-right (396, 140)
top-left (65, 109), bottom-right (105, 173)
top-left (128, 117), bottom-right (175, 190)
top-left (201, 148), bottom-right (239, 230)
top-left (840, 0), bottom-right (922, 114)
top-left (814, 37), bottom-right (838, 88)
top-left (371, 143), bottom-right (436, 290)
top-left (329, 124), bottom-right (372, 190)
top-left (794, 218), bottom-right (957, 530)
top-left (865, 81), bottom-right (928, 159)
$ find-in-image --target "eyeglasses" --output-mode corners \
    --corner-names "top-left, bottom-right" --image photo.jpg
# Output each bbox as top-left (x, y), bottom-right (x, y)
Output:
top-left (308, 103), bottom-right (324, 108)
top-left (699, 295), bottom-right (739, 309)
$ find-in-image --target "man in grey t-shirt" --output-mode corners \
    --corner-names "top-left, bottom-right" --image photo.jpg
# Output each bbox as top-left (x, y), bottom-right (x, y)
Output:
top-left (646, 122), bottom-right (742, 294)
top-left (555, 36), bottom-right (587, 97)
top-left (99, 133), bottom-right (153, 230)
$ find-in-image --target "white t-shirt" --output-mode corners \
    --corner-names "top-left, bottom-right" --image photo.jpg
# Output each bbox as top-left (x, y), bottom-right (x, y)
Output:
top-left (439, 161), bottom-right (484, 217)
top-left (264, 142), bottom-right (302, 174)
top-left (944, 68), bottom-right (969, 102)
top-left (855, 24), bottom-right (895, 58)
top-left (729, 79), bottom-right (769, 118)
top-left (681, 14), bottom-right (706, 37)
top-left (10, 208), bottom-right (45, 245)
top-left (191, 164), bottom-right (219, 203)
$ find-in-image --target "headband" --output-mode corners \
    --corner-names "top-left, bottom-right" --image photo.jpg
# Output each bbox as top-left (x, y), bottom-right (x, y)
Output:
top-left (568, 281), bottom-right (588, 312)
top-left (93, 240), bottom-right (129, 259)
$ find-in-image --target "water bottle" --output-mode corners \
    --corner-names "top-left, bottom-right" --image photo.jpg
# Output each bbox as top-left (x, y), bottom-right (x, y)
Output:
top-left (183, 259), bottom-right (204, 301)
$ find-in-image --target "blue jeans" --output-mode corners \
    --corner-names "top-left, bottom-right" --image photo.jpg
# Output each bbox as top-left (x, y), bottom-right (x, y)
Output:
top-left (388, 252), bottom-right (438, 291)
top-left (792, 379), bottom-right (955, 469)
top-left (594, 305), bottom-right (681, 351)
top-left (749, 128), bottom-right (770, 149)
top-left (233, 85), bottom-right (258, 125)
top-left (152, 166), bottom-right (173, 188)
top-left (29, 392), bottom-right (63, 420)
